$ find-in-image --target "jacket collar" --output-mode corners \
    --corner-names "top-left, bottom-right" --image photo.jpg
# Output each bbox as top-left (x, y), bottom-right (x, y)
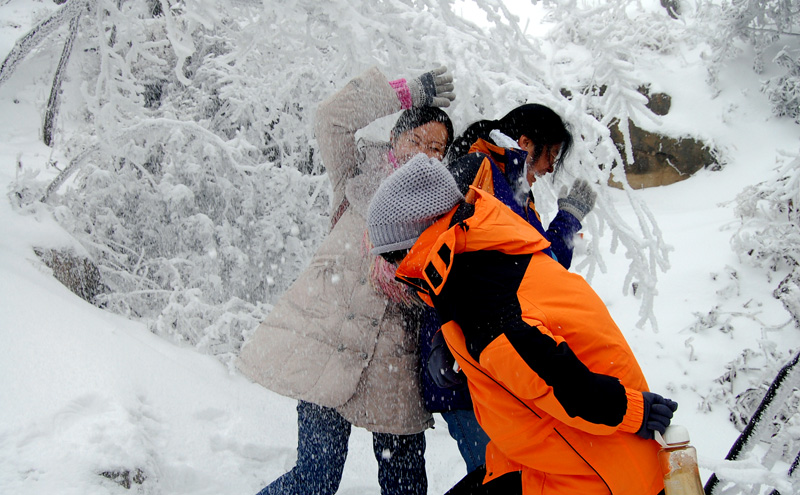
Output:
top-left (468, 138), bottom-right (528, 185)
top-left (395, 188), bottom-right (551, 300)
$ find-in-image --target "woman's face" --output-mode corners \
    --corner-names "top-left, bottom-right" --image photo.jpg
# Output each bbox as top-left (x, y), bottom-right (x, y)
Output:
top-left (519, 136), bottom-right (561, 185)
top-left (392, 121), bottom-right (449, 164)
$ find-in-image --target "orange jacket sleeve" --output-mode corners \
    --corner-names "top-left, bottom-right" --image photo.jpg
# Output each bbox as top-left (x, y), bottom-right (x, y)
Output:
top-left (478, 328), bottom-right (644, 436)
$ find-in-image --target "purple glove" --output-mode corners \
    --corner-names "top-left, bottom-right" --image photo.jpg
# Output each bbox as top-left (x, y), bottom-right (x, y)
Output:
top-left (637, 391), bottom-right (679, 439)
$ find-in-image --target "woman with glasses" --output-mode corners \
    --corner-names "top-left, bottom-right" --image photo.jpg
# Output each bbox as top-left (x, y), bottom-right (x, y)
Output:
top-left (238, 66), bottom-right (454, 495)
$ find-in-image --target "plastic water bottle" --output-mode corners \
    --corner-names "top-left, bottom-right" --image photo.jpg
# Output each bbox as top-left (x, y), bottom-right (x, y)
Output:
top-left (656, 425), bottom-right (704, 495)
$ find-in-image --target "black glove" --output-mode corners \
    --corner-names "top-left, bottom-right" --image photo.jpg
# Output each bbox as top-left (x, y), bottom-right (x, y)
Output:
top-left (427, 330), bottom-right (466, 389)
top-left (557, 178), bottom-right (597, 222)
top-left (636, 391), bottom-right (679, 440)
top-left (408, 66), bottom-right (455, 108)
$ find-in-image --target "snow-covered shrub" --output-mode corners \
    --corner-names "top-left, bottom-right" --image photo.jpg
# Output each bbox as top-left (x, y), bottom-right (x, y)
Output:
top-left (732, 151), bottom-right (800, 271)
top-left (705, 150), bottom-right (800, 491)
top-left (732, 150), bottom-right (800, 327)
top-left (701, 0), bottom-right (800, 120)
top-left (763, 47), bottom-right (800, 123)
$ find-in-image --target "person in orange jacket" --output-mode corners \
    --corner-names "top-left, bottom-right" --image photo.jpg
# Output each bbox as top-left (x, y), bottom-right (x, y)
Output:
top-left (365, 154), bottom-right (678, 495)
top-left (420, 104), bottom-right (594, 475)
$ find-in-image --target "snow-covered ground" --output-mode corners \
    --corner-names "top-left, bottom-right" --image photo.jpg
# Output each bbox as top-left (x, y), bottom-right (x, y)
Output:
top-left (2, 1), bottom-right (800, 494)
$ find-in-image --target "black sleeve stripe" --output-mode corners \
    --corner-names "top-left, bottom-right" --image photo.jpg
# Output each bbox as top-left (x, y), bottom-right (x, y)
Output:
top-left (503, 324), bottom-right (627, 427)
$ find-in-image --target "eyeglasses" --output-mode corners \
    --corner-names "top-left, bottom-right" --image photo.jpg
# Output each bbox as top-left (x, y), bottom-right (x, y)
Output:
top-left (399, 132), bottom-right (447, 158)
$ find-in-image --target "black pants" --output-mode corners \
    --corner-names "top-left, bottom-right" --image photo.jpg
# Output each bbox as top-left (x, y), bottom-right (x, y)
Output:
top-left (444, 465), bottom-right (522, 495)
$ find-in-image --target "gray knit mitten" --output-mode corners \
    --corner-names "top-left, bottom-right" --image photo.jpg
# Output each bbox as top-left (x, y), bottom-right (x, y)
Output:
top-left (408, 66), bottom-right (455, 108)
top-left (557, 178), bottom-right (597, 222)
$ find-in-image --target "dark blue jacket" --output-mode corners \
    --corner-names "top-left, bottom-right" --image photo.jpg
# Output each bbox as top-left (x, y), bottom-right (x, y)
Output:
top-left (418, 140), bottom-right (582, 412)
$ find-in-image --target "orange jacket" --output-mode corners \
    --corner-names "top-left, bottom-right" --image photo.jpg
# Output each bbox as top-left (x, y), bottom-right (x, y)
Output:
top-left (396, 189), bottom-right (664, 495)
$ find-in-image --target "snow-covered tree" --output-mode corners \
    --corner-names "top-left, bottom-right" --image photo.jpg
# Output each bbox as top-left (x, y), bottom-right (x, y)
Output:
top-left (6, 0), bottom-right (679, 362)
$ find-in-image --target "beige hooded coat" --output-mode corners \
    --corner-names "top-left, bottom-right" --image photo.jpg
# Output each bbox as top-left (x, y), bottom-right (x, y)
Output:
top-left (236, 67), bottom-right (432, 435)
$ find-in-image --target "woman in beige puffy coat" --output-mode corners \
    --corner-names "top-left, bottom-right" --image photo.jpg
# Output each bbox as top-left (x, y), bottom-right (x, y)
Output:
top-left (237, 66), bottom-right (455, 495)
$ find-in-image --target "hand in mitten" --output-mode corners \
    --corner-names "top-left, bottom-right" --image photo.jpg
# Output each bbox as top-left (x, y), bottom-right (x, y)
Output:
top-left (408, 66), bottom-right (455, 108)
top-left (636, 391), bottom-right (679, 440)
top-left (427, 330), bottom-right (466, 389)
top-left (557, 178), bottom-right (597, 222)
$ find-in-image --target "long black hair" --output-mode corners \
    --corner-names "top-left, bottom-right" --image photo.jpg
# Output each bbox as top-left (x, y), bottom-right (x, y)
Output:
top-left (448, 103), bottom-right (573, 170)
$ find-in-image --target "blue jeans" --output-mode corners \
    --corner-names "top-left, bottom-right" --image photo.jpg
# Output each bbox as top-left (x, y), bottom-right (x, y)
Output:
top-left (258, 401), bottom-right (427, 495)
top-left (441, 409), bottom-right (491, 474)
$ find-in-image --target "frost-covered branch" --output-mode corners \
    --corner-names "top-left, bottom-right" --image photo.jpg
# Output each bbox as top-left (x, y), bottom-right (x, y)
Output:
top-left (704, 456), bottom-right (795, 495)
top-left (43, 12), bottom-right (82, 146)
top-left (0, 0), bottom-right (89, 88)
top-left (705, 350), bottom-right (800, 495)
top-left (40, 144), bottom-right (100, 203)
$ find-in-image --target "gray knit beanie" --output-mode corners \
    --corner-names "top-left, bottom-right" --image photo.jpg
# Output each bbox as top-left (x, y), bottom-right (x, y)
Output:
top-left (368, 153), bottom-right (464, 255)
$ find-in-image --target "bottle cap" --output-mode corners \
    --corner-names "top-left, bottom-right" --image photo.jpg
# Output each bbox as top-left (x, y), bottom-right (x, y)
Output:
top-left (662, 425), bottom-right (690, 445)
